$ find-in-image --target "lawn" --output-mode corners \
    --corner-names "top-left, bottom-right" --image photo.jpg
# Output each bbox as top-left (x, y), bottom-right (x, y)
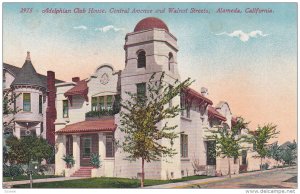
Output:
top-left (4, 175), bottom-right (62, 182)
top-left (13, 175), bottom-right (212, 188)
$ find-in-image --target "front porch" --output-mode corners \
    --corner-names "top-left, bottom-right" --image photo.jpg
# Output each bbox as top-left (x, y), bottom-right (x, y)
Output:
top-left (55, 118), bottom-right (116, 177)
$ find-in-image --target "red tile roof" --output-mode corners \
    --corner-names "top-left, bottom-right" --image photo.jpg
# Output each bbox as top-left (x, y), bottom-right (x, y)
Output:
top-left (184, 87), bottom-right (213, 105)
top-left (208, 106), bottom-right (226, 121)
top-left (56, 119), bottom-right (116, 134)
top-left (134, 17), bottom-right (169, 32)
top-left (64, 80), bottom-right (88, 98)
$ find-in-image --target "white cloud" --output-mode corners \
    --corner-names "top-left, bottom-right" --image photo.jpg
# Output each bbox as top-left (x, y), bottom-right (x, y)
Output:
top-left (95, 25), bottom-right (124, 33)
top-left (73, 25), bottom-right (87, 30)
top-left (216, 30), bottom-right (269, 42)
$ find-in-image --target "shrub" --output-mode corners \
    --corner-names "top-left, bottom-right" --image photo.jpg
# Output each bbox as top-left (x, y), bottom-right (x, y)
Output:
top-left (90, 153), bottom-right (101, 168)
top-left (260, 163), bottom-right (269, 170)
top-left (3, 164), bottom-right (24, 179)
top-left (62, 154), bottom-right (75, 168)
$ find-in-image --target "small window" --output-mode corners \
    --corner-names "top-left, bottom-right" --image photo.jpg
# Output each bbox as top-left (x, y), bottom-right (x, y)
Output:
top-left (63, 100), bottom-right (69, 118)
top-left (23, 93), bottom-right (31, 112)
top-left (39, 95), bottom-right (43, 114)
top-left (242, 150), bottom-right (247, 165)
top-left (180, 92), bottom-right (185, 116)
top-left (168, 53), bottom-right (174, 71)
top-left (180, 134), bottom-right (188, 158)
top-left (136, 83), bottom-right (146, 101)
top-left (83, 137), bottom-right (92, 157)
top-left (186, 105), bottom-right (191, 118)
top-left (106, 134), bottom-right (114, 157)
top-left (66, 135), bottom-right (73, 156)
top-left (137, 50), bottom-right (146, 68)
top-left (206, 141), bottom-right (216, 165)
top-left (91, 97), bottom-right (98, 111)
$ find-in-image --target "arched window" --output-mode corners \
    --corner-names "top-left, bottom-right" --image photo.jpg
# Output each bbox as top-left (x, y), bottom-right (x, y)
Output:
top-left (168, 52), bottom-right (174, 71)
top-left (137, 50), bottom-right (146, 68)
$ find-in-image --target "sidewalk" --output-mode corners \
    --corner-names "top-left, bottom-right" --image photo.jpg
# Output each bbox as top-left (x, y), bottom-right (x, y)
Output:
top-left (3, 176), bottom-right (89, 188)
top-left (146, 167), bottom-right (296, 189)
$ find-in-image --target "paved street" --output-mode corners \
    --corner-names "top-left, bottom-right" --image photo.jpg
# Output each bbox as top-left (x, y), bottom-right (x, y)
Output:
top-left (195, 167), bottom-right (297, 189)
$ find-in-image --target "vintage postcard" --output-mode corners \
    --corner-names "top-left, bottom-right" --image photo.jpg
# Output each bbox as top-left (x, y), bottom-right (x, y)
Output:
top-left (2, 2), bottom-right (297, 192)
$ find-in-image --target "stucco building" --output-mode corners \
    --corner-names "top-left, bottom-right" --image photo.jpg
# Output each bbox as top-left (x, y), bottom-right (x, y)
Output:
top-left (53, 17), bottom-right (252, 179)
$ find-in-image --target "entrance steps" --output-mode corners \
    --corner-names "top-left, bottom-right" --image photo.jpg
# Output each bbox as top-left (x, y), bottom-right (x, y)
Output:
top-left (70, 166), bottom-right (93, 177)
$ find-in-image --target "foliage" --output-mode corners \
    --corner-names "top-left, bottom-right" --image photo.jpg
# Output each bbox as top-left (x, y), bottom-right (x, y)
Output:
top-left (6, 135), bottom-right (53, 165)
top-left (3, 89), bottom-right (21, 135)
top-left (90, 153), bottom-right (102, 168)
top-left (280, 140), bottom-right (297, 166)
top-left (3, 145), bottom-right (9, 163)
top-left (206, 117), bottom-right (249, 178)
top-left (260, 163), bottom-right (269, 170)
top-left (247, 123), bottom-right (279, 170)
top-left (62, 154), bottom-right (75, 168)
top-left (86, 101), bottom-right (121, 118)
top-left (3, 164), bottom-right (25, 179)
top-left (267, 141), bottom-right (282, 165)
top-left (119, 72), bottom-right (193, 187)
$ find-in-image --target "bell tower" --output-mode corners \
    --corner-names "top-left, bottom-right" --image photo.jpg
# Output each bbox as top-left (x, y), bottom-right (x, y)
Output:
top-left (115, 17), bottom-right (182, 180)
top-left (122, 17), bottom-right (180, 82)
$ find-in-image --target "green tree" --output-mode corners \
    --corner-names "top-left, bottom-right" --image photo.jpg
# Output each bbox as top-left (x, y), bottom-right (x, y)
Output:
top-left (207, 117), bottom-right (249, 178)
top-left (3, 89), bottom-right (20, 135)
top-left (6, 135), bottom-right (53, 165)
top-left (267, 141), bottom-right (282, 168)
top-left (280, 140), bottom-right (297, 166)
top-left (119, 72), bottom-right (192, 187)
top-left (249, 124), bottom-right (280, 171)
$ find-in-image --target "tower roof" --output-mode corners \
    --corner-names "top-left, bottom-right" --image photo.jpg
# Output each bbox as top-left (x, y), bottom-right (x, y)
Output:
top-left (11, 52), bottom-right (45, 88)
top-left (134, 17), bottom-right (169, 32)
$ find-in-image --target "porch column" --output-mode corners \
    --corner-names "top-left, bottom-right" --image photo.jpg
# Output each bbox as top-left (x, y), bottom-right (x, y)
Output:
top-left (72, 135), bottom-right (81, 169)
top-left (98, 133), bottom-right (106, 160)
top-left (36, 123), bottom-right (42, 137)
top-left (55, 134), bottom-right (66, 175)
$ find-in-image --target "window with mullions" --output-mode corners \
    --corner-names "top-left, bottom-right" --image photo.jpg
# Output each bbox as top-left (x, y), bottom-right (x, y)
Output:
top-left (107, 95), bottom-right (113, 111)
top-left (23, 93), bottom-right (31, 112)
top-left (206, 141), bottom-right (216, 165)
top-left (137, 50), bottom-right (146, 68)
top-left (99, 96), bottom-right (105, 111)
top-left (106, 134), bottom-right (114, 157)
top-left (63, 100), bottom-right (69, 118)
top-left (83, 137), bottom-right (92, 157)
top-left (91, 97), bottom-right (97, 111)
top-left (136, 83), bottom-right (146, 102)
top-left (180, 134), bottom-right (188, 158)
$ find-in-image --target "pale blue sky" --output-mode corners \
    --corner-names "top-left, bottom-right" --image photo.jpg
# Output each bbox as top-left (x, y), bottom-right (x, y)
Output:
top-left (2, 2), bottom-right (297, 143)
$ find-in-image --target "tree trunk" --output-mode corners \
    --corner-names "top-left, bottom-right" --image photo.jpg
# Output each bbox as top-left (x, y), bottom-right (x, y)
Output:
top-left (228, 157), bottom-right (231, 178)
top-left (141, 158), bottom-right (145, 188)
top-left (260, 158), bottom-right (263, 171)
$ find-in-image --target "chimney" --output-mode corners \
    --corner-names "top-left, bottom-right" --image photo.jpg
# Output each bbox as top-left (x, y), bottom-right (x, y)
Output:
top-left (201, 87), bottom-right (208, 97)
top-left (72, 77), bottom-right (80, 82)
top-left (46, 71), bottom-right (57, 146)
